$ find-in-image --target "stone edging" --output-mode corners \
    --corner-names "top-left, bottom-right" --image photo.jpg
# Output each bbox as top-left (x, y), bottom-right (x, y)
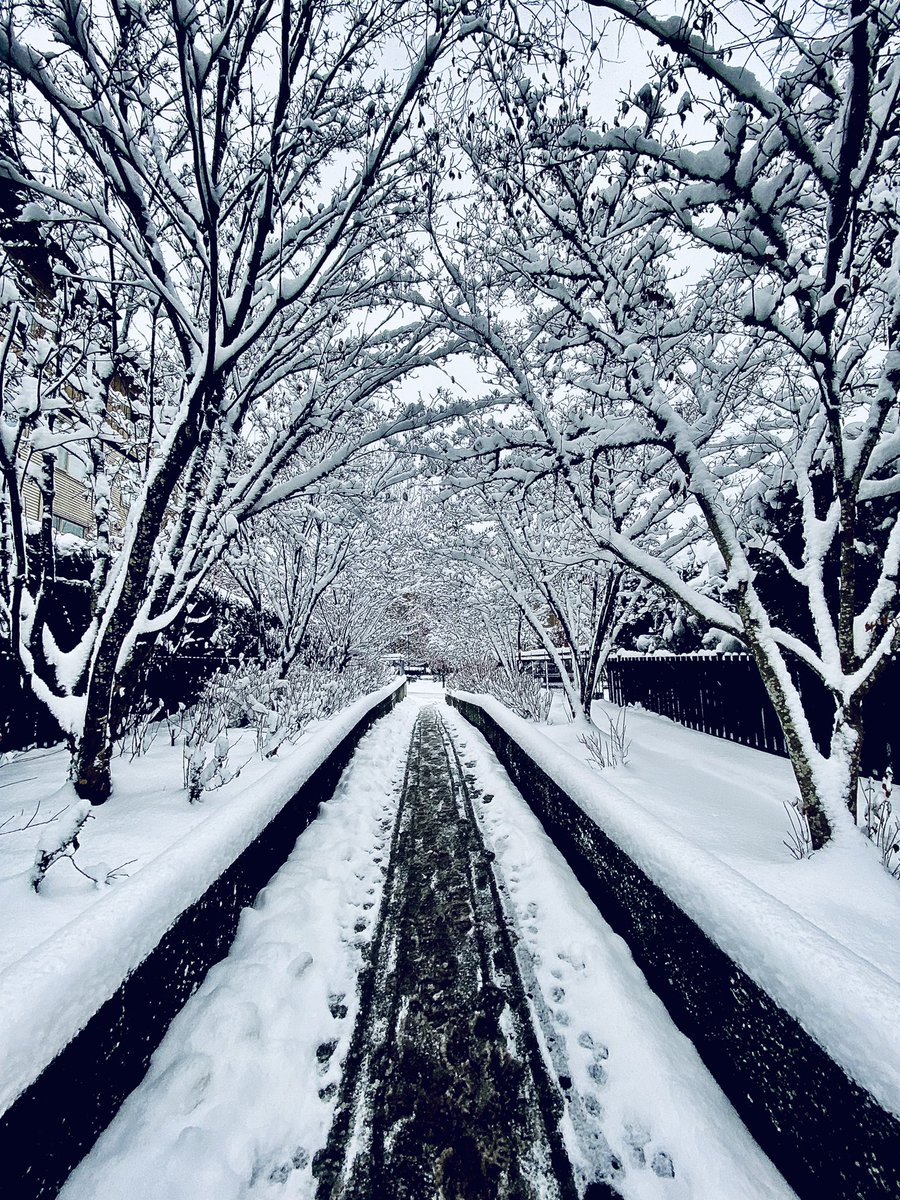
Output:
top-left (448, 692), bottom-right (900, 1200)
top-left (0, 680), bottom-right (406, 1200)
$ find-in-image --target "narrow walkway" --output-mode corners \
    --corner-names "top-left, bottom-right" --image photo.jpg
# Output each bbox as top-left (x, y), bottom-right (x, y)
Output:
top-left (59, 691), bottom-right (797, 1200)
top-left (314, 707), bottom-right (613, 1200)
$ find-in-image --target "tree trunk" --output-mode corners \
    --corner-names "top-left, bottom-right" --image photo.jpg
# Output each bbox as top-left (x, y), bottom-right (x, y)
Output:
top-left (743, 634), bottom-right (833, 850)
top-left (71, 377), bottom-right (223, 801)
top-left (831, 697), bottom-right (864, 821)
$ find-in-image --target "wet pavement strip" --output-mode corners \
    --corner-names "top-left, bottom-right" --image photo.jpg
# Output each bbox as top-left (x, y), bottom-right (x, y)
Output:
top-left (313, 705), bottom-right (619, 1200)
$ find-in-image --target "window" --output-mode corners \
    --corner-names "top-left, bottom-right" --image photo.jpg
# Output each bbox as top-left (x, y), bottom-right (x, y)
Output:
top-left (57, 446), bottom-right (88, 480)
top-left (52, 515), bottom-right (86, 538)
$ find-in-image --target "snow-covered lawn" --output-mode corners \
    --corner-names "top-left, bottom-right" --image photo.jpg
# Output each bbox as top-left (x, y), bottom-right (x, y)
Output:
top-left (464, 690), bottom-right (900, 1119)
top-left (62, 687), bottom-right (797, 1200)
top-left (554, 698), bottom-right (900, 988)
top-left (0, 681), bottom-right (402, 1117)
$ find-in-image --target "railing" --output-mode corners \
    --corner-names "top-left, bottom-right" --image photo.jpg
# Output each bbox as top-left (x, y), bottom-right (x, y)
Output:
top-left (605, 652), bottom-right (897, 778)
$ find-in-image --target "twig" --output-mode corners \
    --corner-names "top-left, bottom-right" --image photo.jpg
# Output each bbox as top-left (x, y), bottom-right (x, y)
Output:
top-left (67, 855), bottom-right (137, 886)
top-left (783, 799), bottom-right (813, 860)
top-left (0, 800), bottom-right (67, 835)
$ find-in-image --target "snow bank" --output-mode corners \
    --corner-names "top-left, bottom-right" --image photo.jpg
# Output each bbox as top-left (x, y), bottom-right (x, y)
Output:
top-left (59, 696), bottom-right (421, 1200)
top-left (0, 681), bottom-right (403, 1119)
top-left (443, 706), bottom-right (796, 1200)
top-left (452, 691), bottom-right (900, 1119)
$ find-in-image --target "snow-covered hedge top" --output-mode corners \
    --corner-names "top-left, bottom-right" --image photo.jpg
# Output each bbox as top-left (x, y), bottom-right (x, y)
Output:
top-left (452, 691), bottom-right (900, 1119)
top-left (0, 680), bottom-right (403, 1118)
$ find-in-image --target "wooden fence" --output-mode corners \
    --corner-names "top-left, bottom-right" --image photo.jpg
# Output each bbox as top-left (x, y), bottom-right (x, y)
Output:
top-left (604, 653), bottom-right (897, 779)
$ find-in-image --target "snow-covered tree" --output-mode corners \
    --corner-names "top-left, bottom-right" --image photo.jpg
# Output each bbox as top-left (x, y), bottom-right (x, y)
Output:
top-left (423, 0), bottom-right (900, 848)
top-left (429, 482), bottom-right (648, 725)
top-left (222, 452), bottom-right (413, 675)
top-left (0, 0), bottom-right (476, 799)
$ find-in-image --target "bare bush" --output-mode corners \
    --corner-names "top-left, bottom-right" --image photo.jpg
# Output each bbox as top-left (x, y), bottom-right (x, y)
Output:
top-left (579, 709), bottom-right (631, 771)
top-left (783, 799), bottom-right (814, 862)
top-left (451, 665), bottom-right (552, 723)
top-left (859, 766), bottom-right (900, 879)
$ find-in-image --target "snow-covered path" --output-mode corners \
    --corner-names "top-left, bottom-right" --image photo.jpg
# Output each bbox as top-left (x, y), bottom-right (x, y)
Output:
top-left (60, 688), bottom-right (796, 1200)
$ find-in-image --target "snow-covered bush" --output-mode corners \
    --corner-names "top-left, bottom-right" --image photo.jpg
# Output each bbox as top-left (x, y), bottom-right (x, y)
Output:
top-left (180, 681), bottom-right (241, 803)
top-left (228, 657), bottom-right (392, 757)
top-left (224, 663), bottom-right (328, 758)
top-left (179, 656), bottom-right (392, 798)
top-left (451, 665), bottom-right (552, 723)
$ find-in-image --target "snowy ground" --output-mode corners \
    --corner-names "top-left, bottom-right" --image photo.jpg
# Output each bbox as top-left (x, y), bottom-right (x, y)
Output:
top-left (461, 691), bottom-right (900, 1120)
top-left (4, 682), bottom-right (895, 1196)
top-left (0, 681), bottom-right (402, 1117)
top-left (552, 697), bottom-right (900, 986)
top-left (61, 686), bottom-right (796, 1200)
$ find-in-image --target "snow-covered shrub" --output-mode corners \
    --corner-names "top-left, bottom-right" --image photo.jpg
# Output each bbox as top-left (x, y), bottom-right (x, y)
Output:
top-left (232, 657), bottom-right (392, 756)
top-left (579, 709), bottom-right (631, 770)
top-left (451, 665), bottom-right (552, 722)
top-left (246, 666), bottom-right (324, 757)
top-left (181, 681), bottom-right (241, 803)
top-left (325, 657), bottom-right (393, 710)
top-left (180, 656), bottom-right (392, 792)
top-left (859, 766), bottom-right (900, 878)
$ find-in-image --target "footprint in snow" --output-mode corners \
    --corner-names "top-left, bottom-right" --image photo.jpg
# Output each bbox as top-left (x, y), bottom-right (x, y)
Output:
top-left (587, 1062), bottom-right (607, 1086)
top-left (328, 993), bottom-right (348, 1020)
top-left (316, 1039), bottom-right (338, 1065)
top-left (625, 1123), bottom-right (651, 1167)
top-left (652, 1151), bottom-right (675, 1178)
top-left (291, 951), bottom-right (314, 979)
